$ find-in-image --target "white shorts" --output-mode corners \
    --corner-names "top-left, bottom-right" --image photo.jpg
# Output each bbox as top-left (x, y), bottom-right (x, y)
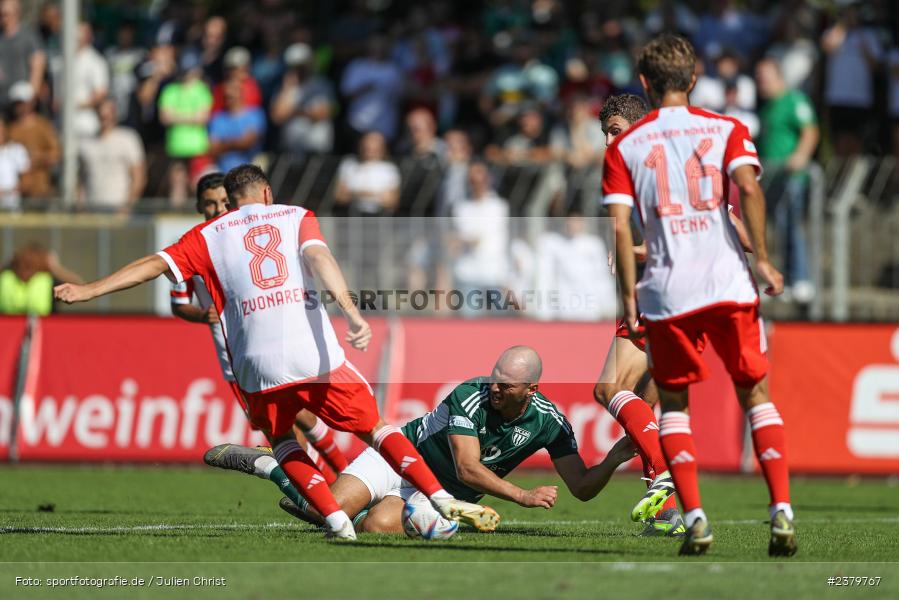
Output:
top-left (343, 447), bottom-right (417, 505)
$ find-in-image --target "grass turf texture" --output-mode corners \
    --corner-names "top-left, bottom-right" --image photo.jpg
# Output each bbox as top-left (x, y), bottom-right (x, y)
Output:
top-left (1, 465), bottom-right (896, 599)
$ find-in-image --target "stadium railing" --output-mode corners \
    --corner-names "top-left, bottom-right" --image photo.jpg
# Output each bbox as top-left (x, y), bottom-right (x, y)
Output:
top-left (1, 155), bottom-right (896, 320)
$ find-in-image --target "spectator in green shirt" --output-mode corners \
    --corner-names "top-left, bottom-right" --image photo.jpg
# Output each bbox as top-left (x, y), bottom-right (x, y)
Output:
top-left (0, 243), bottom-right (82, 316)
top-left (756, 58), bottom-right (820, 304)
top-left (159, 52), bottom-right (212, 204)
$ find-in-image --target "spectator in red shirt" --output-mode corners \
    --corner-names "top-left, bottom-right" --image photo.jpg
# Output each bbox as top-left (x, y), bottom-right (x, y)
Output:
top-left (211, 46), bottom-right (262, 114)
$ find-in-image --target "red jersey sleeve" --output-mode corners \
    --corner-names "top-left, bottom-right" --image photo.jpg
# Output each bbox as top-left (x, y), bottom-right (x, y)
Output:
top-left (298, 210), bottom-right (328, 254)
top-left (723, 120), bottom-right (762, 178)
top-left (601, 143), bottom-right (636, 207)
top-left (157, 225), bottom-right (210, 284)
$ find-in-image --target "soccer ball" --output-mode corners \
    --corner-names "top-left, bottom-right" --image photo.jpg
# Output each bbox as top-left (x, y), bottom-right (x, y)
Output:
top-left (401, 492), bottom-right (459, 540)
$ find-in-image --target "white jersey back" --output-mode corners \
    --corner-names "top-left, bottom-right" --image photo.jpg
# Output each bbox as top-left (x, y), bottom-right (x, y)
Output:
top-left (171, 276), bottom-right (234, 381)
top-left (159, 203), bottom-right (345, 393)
top-left (602, 106), bottom-right (761, 320)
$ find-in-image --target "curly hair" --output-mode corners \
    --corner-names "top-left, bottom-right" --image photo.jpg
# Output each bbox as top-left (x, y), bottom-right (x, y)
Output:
top-left (637, 34), bottom-right (697, 98)
top-left (599, 94), bottom-right (650, 127)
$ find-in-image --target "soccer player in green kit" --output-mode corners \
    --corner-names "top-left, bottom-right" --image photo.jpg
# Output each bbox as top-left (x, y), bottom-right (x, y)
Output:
top-left (274, 346), bottom-right (637, 533)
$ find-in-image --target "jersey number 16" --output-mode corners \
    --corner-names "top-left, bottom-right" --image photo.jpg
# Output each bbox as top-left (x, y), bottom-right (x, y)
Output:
top-left (644, 137), bottom-right (724, 217)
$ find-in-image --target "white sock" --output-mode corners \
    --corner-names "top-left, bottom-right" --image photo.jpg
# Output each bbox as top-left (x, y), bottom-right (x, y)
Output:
top-left (770, 502), bottom-right (794, 521)
top-left (684, 508), bottom-right (708, 528)
top-left (428, 489), bottom-right (453, 502)
top-left (324, 510), bottom-right (352, 532)
top-left (303, 418), bottom-right (329, 442)
top-left (253, 455), bottom-right (278, 479)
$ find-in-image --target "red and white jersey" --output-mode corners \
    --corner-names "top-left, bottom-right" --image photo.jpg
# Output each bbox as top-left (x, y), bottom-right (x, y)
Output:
top-left (170, 277), bottom-right (235, 382)
top-left (158, 203), bottom-right (346, 393)
top-left (602, 106), bottom-right (761, 320)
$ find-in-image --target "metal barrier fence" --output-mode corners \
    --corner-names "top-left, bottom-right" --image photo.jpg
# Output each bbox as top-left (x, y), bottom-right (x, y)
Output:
top-left (1, 155), bottom-right (897, 320)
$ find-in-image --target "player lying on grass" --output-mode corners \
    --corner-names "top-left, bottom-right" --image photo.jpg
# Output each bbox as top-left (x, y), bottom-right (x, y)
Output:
top-left (172, 172), bottom-right (349, 484)
top-left (208, 346), bottom-right (638, 534)
top-left (593, 94), bottom-right (754, 537)
top-left (54, 164), bottom-right (498, 540)
top-left (604, 34), bottom-right (795, 556)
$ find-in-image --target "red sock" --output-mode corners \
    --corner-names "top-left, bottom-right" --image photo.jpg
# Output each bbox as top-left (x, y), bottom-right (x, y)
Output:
top-left (373, 425), bottom-right (443, 497)
top-left (274, 440), bottom-right (341, 517)
top-left (304, 442), bottom-right (338, 485)
top-left (658, 412), bottom-right (702, 513)
top-left (303, 419), bottom-right (350, 473)
top-left (609, 391), bottom-right (667, 476)
top-left (748, 402), bottom-right (791, 506)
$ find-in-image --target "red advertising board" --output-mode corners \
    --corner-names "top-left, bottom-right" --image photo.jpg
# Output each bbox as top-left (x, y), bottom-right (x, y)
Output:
top-left (0, 316), bottom-right (27, 460)
top-left (768, 323), bottom-right (899, 474)
top-left (386, 319), bottom-right (744, 471)
top-left (14, 316), bottom-right (386, 462)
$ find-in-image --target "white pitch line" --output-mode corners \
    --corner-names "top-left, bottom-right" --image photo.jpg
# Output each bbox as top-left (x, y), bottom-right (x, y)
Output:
top-left (2, 516), bottom-right (897, 535)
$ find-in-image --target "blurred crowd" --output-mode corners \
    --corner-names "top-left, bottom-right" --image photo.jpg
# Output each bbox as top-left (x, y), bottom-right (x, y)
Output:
top-left (0, 0), bottom-right (897, 303)
top-left (1, 0), bottom-right (896, 211)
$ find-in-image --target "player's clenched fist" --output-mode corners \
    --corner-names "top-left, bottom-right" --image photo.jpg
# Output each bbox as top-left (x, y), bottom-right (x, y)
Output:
top-left (755, 260), bottom-right (784, 297)
top-left (54, 283), bottom-right (93, 304)
top-left (519, 485), bottom-right (558, 509)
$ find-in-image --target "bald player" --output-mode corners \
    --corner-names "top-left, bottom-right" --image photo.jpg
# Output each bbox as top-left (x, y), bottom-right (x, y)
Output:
top-left (258, 346), bottom-right (636, 533)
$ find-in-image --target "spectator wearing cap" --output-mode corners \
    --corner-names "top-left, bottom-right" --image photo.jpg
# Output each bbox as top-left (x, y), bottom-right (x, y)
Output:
top-left (0, 116), bottom-right (29, 211)
top-left (78, 100), bottom-right (146, 212)
top-left (208, 79), bottom-right (266, 172)
top-left (270, 43), bottom-right (336, 157)
top-left (211, 46), bottom-right (262, 114)
top-left (340, 35), bottom-right (404, 146)
top-left (73, 22), bottom-right (109, 138)
top-left (0, 0), bottom-right (46, 113)
top-left (159, 53), bottom-right (213, 168)
top-left (7, 81), bottom-right (59, 202)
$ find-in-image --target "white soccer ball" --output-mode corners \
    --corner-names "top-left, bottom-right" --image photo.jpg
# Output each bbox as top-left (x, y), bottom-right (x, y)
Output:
top-left (401, 492), bottom-right (459, 540)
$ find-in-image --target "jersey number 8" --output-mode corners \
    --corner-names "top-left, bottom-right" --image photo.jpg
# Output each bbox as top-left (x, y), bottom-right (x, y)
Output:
top-left (243, 224), bottom-right (289, 289)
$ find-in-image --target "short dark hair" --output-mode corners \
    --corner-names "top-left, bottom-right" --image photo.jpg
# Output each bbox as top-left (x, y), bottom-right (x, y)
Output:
top-left (638, 34), bottom-right (697, 98)
top-left (599, 94), bottom-right (649, 127)
top-left (196, 172), bottom-right (225, 203)
top-left (223, 164), bottom-right (269, 201)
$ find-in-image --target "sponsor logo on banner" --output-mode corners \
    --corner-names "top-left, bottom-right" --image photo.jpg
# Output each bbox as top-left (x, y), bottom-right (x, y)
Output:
top-left (512, 426), bottom-right (531, 447)
top-left (847, 328), bottom-right (899, 458)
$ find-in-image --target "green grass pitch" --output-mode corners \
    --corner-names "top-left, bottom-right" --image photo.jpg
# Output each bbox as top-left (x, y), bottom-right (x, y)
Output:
top-left (1, 465), bottom-right (896, 599)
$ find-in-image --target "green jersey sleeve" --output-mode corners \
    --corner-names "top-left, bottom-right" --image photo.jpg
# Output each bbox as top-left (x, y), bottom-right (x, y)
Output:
top-left (545, 418), bottom-right (579, 460)
top-left (791, 92), bottom-right (817, 128)
top-left (444, 382), bottom-right (485, 437)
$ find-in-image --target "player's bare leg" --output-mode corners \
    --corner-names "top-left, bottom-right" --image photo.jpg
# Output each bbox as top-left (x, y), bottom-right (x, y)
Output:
top-left (358, 421), bottom-right (500, 532)
top-left (356, 496), bottom-right (406, 534)
top-left (595, 338), bottom-right (679, 531)
top-left (295, 409), bottom-right (350, 473)
top-left (735, 377), bottom-right (796, 557)
top-left (657, 387), bottom-right (713, 555)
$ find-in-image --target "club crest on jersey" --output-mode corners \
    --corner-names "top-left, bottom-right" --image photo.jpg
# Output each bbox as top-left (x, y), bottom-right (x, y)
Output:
top-left (512, 426), bottom-right (531, 447)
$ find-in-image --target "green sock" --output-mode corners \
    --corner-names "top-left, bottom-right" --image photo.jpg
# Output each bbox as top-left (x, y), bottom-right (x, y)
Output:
top-left (268, 465), bottom-right (307, 511)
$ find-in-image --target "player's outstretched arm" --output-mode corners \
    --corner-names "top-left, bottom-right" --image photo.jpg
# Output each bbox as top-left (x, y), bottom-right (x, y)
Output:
top-left (54, 254), bottom-right (169, 304)
top-left (303, 244), bottom-right (371, 350)
top-left (552, 437), bottom-right (637, 502)
top-left (448, 434), bottom-right (557, 509)
top-left (608, 204), bottom-right (640, 336)
top-left (731, 165), bottom-right (784, 296)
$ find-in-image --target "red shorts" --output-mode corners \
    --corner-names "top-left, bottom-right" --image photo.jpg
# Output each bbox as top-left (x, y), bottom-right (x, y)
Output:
top-left (244, 362), bottom-right (379, 437)
top-left (644, 303), bottom-right (768, 390)
top-left (615, 317), bottom-right (647, 352)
